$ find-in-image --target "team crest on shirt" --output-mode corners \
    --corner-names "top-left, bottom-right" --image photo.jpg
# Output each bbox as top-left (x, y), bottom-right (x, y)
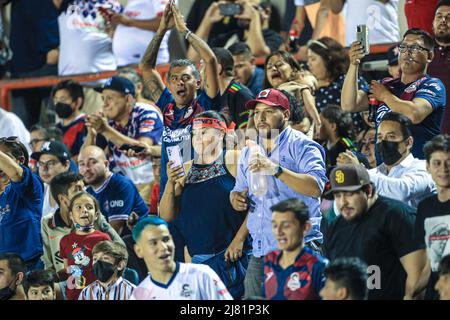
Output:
top-left (184, 106), bottom-right (194, 119)
top-left (287, 272), bottom-right (302, 291)
top-left (180, 284), bottom-right (193, 297)
top-left (404, 83), bottom-right (417, 93)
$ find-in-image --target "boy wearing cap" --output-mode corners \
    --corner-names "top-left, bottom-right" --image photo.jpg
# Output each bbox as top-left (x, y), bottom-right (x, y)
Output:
top-left (85, 76), bottom-right (163, 205)
top-left (230, 88), bottom-right (327, 298)
top-left (130, 217), bottom-right (233, 300)
top-left (31, 141), bottom-right (72, 218)
top-left (323, 164), bottom-right (428, 300)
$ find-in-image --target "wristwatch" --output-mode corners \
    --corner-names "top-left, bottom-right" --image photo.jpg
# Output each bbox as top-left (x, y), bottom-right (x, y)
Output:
top-left (274, 165), bottom-right (283, 178)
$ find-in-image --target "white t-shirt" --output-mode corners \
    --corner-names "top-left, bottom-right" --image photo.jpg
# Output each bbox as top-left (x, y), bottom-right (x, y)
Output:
top-left (0, 109), bottom-right (31, 155)
top-left (58, 0), bottom-right (122, 76)
top-left (130, 263), bottom-right (233, 300)
top-left (113, 0), bottom-right (172, 67)
top-left (42, 184), bottom-right (58, 218)
top-left (344, 0), bottom-right (400, 46)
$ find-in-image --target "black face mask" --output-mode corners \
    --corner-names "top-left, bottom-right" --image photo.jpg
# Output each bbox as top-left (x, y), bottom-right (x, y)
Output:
top-left (0, 279), bottom-right (16, 301)
top-left (93, 260), bottom-right (116, 283)
top-left (376, 140), bottom-right (404, 166)
top-left (55, 102), bottom-right (74, 119)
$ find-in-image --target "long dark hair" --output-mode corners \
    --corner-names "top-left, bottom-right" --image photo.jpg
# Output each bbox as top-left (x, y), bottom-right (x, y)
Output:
top-left (263, 51), bottom-right (303, 89)
top-left (307, 37), bottom-right (349, 82)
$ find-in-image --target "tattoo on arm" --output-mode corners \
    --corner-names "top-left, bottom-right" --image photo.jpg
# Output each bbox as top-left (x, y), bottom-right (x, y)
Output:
top-left (141, 33), bottom-right (165, 69)
top-left (143, 77), bottom-right (164, 102)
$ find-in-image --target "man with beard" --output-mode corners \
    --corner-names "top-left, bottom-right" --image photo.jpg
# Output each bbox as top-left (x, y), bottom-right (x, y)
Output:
top-left (230, 88), bottom-right (327, 298)
top-left (429, 1), bottom-right (450, 134)
top-left (77, 146), bottom-right (149, 236)
top-left (342, 28), bottom-right (446, 159)
top-left (52, 80), bottom-right (86, 160)
top-left (323, 164), bottom-right (428, 300)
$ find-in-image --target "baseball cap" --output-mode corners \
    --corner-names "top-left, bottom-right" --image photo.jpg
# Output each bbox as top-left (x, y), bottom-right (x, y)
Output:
top-left (325, 164), bottom-right (371, 195)
top-left (31, 141), bottom-right (71, 162)
top-left (387, 44), bottom-right (400, 66)
top-left (94, 76), bottom-right (136, 96)
top-left (245, 88), bottom-right (290, 112)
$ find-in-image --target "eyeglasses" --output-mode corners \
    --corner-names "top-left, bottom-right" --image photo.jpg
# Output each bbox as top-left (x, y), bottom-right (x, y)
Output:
top-left (37, 160), bottom-right (61, 170)
top-left (397, 44), bottom-right (429, 54)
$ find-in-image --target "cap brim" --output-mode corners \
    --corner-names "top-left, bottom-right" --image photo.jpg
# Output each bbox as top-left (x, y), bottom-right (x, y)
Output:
top-left (245, 99), bottom-right (281, 110)
top-left (93, 86), bottom-right (104, 93)
top-left (30, 151), bottom-right (44, 161)
top-left (323, 184), bottom-right (366, 196)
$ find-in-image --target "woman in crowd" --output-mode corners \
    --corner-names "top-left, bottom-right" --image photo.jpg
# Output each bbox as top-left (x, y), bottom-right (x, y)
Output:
top-left (159, 111), bottom-right (250, 299)
top-left (263, 50), bottom-right (321, 138)
top-left (307, 37), bottom-right (369, 135)
top-left (0, 136), bottom-right (44, 271)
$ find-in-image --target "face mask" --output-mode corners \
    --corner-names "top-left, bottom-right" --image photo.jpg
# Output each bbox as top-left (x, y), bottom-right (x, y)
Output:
top-left (93, 260), bottom-right (116, 282)
top-left (55, 102), bottom-right (74, 119)
top-left (376, 140), bottom-right (403, 165)
top-left (0, 278), bottom-right (16, 301)
top-left (74, 222), bottom-right (95, 232)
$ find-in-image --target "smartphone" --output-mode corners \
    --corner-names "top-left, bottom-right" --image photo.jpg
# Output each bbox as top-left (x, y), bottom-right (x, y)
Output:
top-left (167, 145), bottom-right (185, 174)
top-left (119, 144), bottom-right (146, 153)
top-left (357, 25), bottom-right (370, 55)
top-left (219, 3), bottom-right (243, 16)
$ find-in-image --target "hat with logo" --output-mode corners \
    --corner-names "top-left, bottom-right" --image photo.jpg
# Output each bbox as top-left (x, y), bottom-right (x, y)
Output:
top-left (31, 141), bottom-right (71, 162)
top-left (94, 76), bottom-right (136, 96)
top-left (387, 44), bottom-right (400, 66)
top-left (245, 88), bottom-right (290, 112)
top-left (325, 164), bottom-right (371, 195)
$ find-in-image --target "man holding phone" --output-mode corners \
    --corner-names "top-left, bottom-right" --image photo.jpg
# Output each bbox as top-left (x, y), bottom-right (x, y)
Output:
top-left (342, 28), bottom-right (446, 159)
top-left (84, 76), bottom-right (163, 205)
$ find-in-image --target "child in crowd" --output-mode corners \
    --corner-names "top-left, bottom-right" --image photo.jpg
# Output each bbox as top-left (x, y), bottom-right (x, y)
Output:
top-left (59, 192), bottom-right (111, 300)
top-left (23, 269), bottom-right (56, 300)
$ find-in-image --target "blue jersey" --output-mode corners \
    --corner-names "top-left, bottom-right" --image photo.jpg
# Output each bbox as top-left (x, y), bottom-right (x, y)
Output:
top-left (156, 88), bottom-right (221, 198)
top-left (0, 166), bottom-right (44, 262)
top-left (263, 247), bottom-right (327, 300)
top-left (86, 173), bottom-right (149, 221)
top-left (376, 75), bottom-right (446, 159)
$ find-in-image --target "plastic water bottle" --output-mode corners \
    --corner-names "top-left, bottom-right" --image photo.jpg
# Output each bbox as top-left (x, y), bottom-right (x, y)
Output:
top-left (248, 141), bottom-right (268, 197)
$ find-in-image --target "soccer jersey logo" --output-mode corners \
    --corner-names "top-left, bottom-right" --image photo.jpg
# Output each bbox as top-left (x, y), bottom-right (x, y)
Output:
top-left (184, 106), bottom-right (194, 119)
top-left (180, 284), bottom-right (193, 298)
top-left (287, 272), bottom-right (302, 291)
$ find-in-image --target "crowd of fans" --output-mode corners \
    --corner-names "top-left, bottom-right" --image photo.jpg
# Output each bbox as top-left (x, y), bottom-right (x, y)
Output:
top-left (0, 0), bottom-right (449, 301)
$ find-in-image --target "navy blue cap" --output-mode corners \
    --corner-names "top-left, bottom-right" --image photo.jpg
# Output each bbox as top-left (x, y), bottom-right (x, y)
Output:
top-left (387, 44), bottom-right (400, 66)
top-left (94, 76), bottom-right (136, 96)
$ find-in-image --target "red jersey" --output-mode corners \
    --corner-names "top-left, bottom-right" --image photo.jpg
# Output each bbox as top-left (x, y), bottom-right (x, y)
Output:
top-left (60, 230), bottom-right (111, 300)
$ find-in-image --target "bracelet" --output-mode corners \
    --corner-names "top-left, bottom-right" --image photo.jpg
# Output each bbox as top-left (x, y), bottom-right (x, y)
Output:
top-left (184, 30), bottom-right (192, 40)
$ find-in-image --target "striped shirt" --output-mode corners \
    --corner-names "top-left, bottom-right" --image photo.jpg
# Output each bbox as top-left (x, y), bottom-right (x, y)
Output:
top-left (78, 277), bottom-right (136, 300)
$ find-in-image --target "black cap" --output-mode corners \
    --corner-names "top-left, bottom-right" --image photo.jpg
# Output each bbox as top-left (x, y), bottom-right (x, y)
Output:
top-left (387, 44), bottom-right (400, 66)
top-left (31, 141), bottom-right (71, 162)
top-left (325, 164), bottom-right (371, 195)
top-left (94, 76), bottom-right (136, 96)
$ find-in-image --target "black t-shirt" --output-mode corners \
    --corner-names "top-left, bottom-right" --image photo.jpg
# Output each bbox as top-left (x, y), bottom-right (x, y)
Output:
top-left (220, 80), bottom-right (255, 128)
top-left (210, 29), bottom-right (284, 54)
top-left (323, 196), bottom-right (423, 300)
top-left (415, 195), bottom-right (450, 300)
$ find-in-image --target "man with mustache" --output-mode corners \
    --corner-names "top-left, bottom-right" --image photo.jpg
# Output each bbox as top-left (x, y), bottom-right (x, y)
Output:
top-left (342, 28), bottom-right (446, 159)
top-left (429, 0), bottom-right (450, 134)
top-left (323, 164), bottom-right (428, 300)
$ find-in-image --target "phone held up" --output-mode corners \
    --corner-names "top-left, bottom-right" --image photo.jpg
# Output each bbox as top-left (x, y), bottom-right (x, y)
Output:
top-left (357, 24), bottom-right (370, 56)
top-left (219, 3), bottom-right (243, 16)
top-left (119, 144), bottom-right (146, 154)
top-left (167, 145), bottom-right (185, 176)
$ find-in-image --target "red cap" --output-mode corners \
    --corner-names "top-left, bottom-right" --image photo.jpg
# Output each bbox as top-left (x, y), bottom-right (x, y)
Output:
top-left (245, 89), bottom-right (290, 112)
